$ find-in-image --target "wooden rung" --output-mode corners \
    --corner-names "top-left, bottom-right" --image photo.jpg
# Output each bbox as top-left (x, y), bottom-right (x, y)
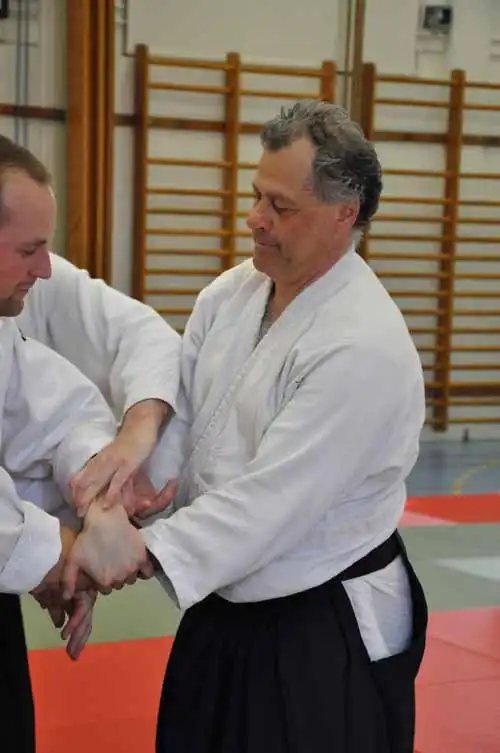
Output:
top-left (240, 62), bottom-right (322, 77)
top-left (373, 214), bottom-right (448, 223)
top-left (461, 172), bottom-right (500, 180)
top-left (466, 79), bottom-right (500, 91)
top-left (425, 381), bottom-right (442, 389)
top-left (146, 288), bottom-right (202, 296)
top-left (370, 234), bottom-right (450, 242)
top-left (452, 345), bottom-right (500, 352)
top-left (383, 169), bottom-right (450, 178)
top-left (390, 290), bottom-right (448, 298)
top-left (456, 236), bottom-right (500, 244)
top-left (454, 290), bottom-right (500, 298)
top-left (450, 364), bottom-right (500, 370)
top-left (459, 199), bottom-right (500, 207)
top-left (148, 187), bottom-right (231, 197)
top-left (150, 307), bottom-right (195, 316)
top-left (147, 229), bottom-right (231, 237)
top-left (147, 207), bottom-right (229, 217)
top-left (401, 308), bottom-right (443, 316)
top-left (447, 416), bottom-right (500, 423)
top-left (147, 158), bottom-right (231, 168)
top-left (377, 73), bottom-right (452, 86)
top-left (457, 217), bottom-right (500, 225)
top-left (241, 88), bottom-right (321, 100)
top-left (449, 399), bottom-right (500, 406)
top-left (412, 327), bottom-right (444, 334)
top-left (380, 197), bottom-right (449, 205)
top-left (462, 102), bottom-right (500, 112)
top-left (375, 98), bottom-right (449, 109)
top-left (455, 254), bottom-right (500, 262)
top-left (454, 309), bottom-right (500, 316)
top-left (148, 82), bottom-right (230, 95)
top-left (453, 327), bottom-right (500, 334)
top-left (452, 380), bottom-right (500, 390)
top-left (146, 248), bottom-right (231, 256)
top-left (369, 252), bottom-right (448, 261)
top-left (418, 346), bottom-right (440, 352)
top-left (376, 271), bottom-right (448, 279)
top-left (455, 273), bottom-right (500, 280)
top-left (146, 268), bottom-right (217, 276)
top-left (147, 55), bottom-right (231, 71)
top-left (238, 162), bottom-right (258, 170)
top-left (452, 327), bottom-right (500, 335)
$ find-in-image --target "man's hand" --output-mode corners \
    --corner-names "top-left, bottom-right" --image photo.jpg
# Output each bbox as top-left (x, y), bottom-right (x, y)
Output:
top-left (61, 589), bottom-right (97, 661)
top-left (62, 503), bottom-right (154, 600)
top-left (69, 399), bottom-right (169, 516)
top-left (120, 470), bottom-right (178, 519)
top-left (32, 588), bottom-right (97, 661)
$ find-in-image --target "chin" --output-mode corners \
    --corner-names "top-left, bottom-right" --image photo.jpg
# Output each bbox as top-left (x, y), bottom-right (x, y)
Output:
top-left (252, 244), bottom-right (278, 274)
top-left (0, 298), bottom-right (25, 317)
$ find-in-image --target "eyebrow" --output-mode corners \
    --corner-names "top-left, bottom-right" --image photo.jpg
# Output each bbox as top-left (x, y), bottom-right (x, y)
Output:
top-left (252, 182), bottom-right (297, 205)
top-left (18, 238), bottom-right (47, 251)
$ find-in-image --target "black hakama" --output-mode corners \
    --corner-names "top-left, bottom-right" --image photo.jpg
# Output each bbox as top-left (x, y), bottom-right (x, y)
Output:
top-left (155, 532), bottom-right (427, 753)
top-left (0, 594), bottom-right (36, 753)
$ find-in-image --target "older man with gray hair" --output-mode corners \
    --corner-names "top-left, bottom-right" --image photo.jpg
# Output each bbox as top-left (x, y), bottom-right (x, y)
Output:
top-left (66, 100), bottom-right (428, 753)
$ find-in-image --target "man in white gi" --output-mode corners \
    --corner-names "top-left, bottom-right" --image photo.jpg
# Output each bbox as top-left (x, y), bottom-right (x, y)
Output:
top-left (0, 134), bottom-right (174, 753)
top-left (63, 100), bottom-right (429, 753)
top-left (17, 251), bottom-right (181, 515)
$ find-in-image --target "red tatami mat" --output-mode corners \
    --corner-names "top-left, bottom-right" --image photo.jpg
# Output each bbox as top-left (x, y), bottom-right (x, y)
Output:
top-left (401, 492), bottom-right (500, 526)
top-left (30, 608), bottom-right (500, 753)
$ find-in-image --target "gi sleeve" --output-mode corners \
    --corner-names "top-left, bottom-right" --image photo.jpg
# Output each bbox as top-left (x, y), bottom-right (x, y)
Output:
top-left (0, 467), bottom-right (62, 593)
top-left (1, 333), bottom-right (118, 503)
top-left (140, 342), bottom-right (425, 611)
top-left (34, 254), bottom-right (181, 418)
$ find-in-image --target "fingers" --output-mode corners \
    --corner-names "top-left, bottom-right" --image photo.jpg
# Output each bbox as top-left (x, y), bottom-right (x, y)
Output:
top-left (61, 559), bottom-right (80, 601)
top-left (135, 478), bottom-right (178, 519)
top-left (101, 462), bottom-right (136, 509)
top-left (47, 604), bottom-right (66, 629)
top-left (65, 607), bottom-right (94, 661)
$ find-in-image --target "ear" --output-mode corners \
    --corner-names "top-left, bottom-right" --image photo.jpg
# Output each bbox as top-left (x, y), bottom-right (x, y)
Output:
top-left (336, 200), bottom-right (359, 229)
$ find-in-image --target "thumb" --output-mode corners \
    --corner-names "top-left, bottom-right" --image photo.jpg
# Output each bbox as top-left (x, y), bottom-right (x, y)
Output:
top-left (157, 478), bottom-right (178, 507)
top-left (135, 478), bottom-right (178, 519)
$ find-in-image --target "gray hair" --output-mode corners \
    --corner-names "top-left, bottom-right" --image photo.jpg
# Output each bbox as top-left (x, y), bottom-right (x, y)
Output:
top-left (260, 100), bottom-right (382, 235)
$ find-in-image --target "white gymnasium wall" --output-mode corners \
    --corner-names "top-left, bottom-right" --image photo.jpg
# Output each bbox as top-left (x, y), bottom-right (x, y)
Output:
top-left (0, 0), bottom-right (67, 255)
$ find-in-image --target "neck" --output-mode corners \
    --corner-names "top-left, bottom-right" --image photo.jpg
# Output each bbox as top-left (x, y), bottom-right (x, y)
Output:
top-left (270, 243), bottom-right (352, 316)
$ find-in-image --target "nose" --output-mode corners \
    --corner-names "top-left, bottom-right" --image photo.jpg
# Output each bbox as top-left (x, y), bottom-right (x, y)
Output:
top-left (31, 247), bottom-right (52, 280)
top-left (246, 202), bottom-right (272, 233)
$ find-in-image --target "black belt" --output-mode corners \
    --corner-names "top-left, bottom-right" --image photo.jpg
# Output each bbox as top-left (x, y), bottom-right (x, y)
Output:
top-left (338, 531), bottom-right (401, 582)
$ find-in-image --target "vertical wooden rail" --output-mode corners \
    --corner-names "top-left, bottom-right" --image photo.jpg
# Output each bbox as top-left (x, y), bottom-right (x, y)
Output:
top-left (132, 44), bottom-right (149, 301)
top-left (358, 62), bottom-right (377, 261)
top-left (222, 52), bottom-right (241, 272)
top-left (320, 61), bottom-right (336, 102)
top-left (433, 68), bottom-right (465, 430)
top-left (66, 0), bottom-right (92, 270)
top-left (350, 0), bottom-right (366, 124)
top-left (91, 0), bottom-right (115, 282)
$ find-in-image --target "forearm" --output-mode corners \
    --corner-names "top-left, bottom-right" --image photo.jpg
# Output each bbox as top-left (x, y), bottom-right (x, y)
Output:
top-left (120, 398), bottom-right (171, 443)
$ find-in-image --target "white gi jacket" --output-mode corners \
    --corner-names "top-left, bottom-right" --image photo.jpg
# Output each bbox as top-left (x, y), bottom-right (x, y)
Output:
top-left (16, 253), bottom-right (181, 420)
top-left (0, 319), bottom-right (117, 593)
top-left (142, 247), bottom-right (427, 660)
top-left (15, 253), bottom-right (182, 524)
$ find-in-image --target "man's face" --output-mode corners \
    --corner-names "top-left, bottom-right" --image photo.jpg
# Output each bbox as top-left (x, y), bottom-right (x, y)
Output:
top-left (0, 170), bottom-right (54, 316)
top-left (246, 138), bottom-right (358, 286)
